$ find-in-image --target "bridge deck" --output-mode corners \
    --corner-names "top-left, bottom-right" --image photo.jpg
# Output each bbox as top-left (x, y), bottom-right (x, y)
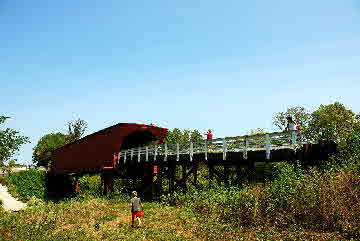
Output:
top-left (117, 131), bottom-right (301, 165)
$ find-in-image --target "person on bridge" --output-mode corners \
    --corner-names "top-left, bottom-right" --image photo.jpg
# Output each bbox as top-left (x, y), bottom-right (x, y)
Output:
top-left (285, 116), bottom-right (297, 132)
top-left (205, 129), bottom-right (213, 140)
top-left (130, 191), bottom-right (143, 228)
top-left (286, 116), bottom-right (299, 143)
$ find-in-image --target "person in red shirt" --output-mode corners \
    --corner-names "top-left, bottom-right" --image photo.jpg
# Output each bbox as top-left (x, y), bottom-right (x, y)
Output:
top-left (205, 129), bottom-right (213, 140)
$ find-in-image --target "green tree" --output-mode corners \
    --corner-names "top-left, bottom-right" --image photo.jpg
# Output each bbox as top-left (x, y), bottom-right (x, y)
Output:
top-left (273, 106), bottom-right (311, 133)
top-left (67, 118), bottom-right (88, 142)
top-left (165, 128), bottom-right (204, 147)
top-left (32, 133), bottom-right (69, 167)
top-left (8, 159), bottom-right (17, 167)
top-left (307, 102), bottom-right (359, 145)
top-left (248, 128), bottom-right (267, 136)
top-left (0, 116), bottom-right (29, 166)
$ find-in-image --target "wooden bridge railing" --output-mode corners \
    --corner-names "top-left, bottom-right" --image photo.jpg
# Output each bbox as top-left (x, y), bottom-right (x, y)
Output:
top-left (118, 131), bottom-right (300, 164)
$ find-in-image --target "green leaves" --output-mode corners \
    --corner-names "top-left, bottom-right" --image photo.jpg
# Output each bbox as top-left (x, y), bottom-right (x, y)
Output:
top-left (273, 102), bottom-right (360, 147)
top-left (67, 119), bottom-right (88, 142)
top-left (32, 133), bottom-right (69, 167)
top-left (0, 116), bottom-right (30, 166)
top-left (32, 118), bottom-right (87, 167)
top-left (6, 169), bottom-right (46, 201)
top-left (273, 106), bottom-right (311, 133)
top-left (165, 128), bottom-right (204, 146)
top-left (307, 102), bottom-right (359, 144)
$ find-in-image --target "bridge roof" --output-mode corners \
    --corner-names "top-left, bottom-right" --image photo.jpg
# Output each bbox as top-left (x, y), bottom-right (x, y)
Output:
top-left (50, 123), bottom-right (168, 173)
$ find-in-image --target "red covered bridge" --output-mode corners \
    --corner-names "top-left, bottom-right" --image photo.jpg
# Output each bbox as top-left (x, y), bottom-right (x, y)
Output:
top-left (47, 123), bottom-right (336, 200)
top-left (50, 123), bottom-right (167, 174)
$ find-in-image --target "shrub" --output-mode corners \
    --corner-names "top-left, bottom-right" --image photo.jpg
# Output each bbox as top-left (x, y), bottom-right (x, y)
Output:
top-left (266, 161), bottom-right (304, 210)
top-left (6, 169), bottom-right (46, 201)
top-left (0, 176), bottom-right (7, 185)
top-left (266, 166), bottom-right (359, 234)
top-left (77, 175), bottom-right (102, 197)
top-left (164, 160), bottom-right (359, 237)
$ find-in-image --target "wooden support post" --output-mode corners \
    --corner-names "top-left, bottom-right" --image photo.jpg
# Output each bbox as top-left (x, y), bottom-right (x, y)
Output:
top-left (157, 165), bottom-right (163, 200)
top-left (117, 152), bottom-right (121, 167)
top-left (154, 145), bottom-right (158, 162)
top-left (138, 147), bottom-right (141, 163)
top-left (124, 151), bottom-right (127, 164)
top-left (164, 144), bottom-right (168, 162)
top-left (151, 165), bottom-right (157, 201)
top-left (193, 161), bottom-right (198, 188)
top-left (190, 142), bottom-right (193, 162)
top-left (176, 143), bottom-right (180, 162)
top-left (75, 175), bottom-right (79, 193)
top-left (243, 137), bottom-right (248, 160)
top-left (224, 166), bottom-right (230, 186)
top-left (205, 140), bottom-right (208, 161)
top-left (169, 163), bottom-right (175, 195)
top-left (223, 139), bottom-right (227, 160)
top-left (266, 134), bottom-right (271, 160)
top-left (145, 146), bottom-right (149, 162)
top-left (101, 172), bottom-right (114, 195)
top-left (182, 164), bottom-right (187, 192)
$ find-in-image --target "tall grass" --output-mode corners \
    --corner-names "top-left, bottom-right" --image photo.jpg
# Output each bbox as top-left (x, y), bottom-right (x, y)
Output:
top-left (165, 159), bottom-right (360, 238)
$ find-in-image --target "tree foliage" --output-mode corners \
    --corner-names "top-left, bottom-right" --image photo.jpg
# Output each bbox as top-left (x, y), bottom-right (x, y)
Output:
top-left (273, 102), bottom-right (360, 148)
top-left (273, 106), bottom-right (311, 133)
top-left (165, 128), bottom-right (204, 146)
top-left (307, 102), bottom-right (359, 144)
top-left (32, 132), bottom-right (69, 167)
top-left (248, 128), bottom-right (267, 136)
top-left (0, 116), bottom-right (29, 166)
top-left (67, 118), bottom-right (88, 142)
top-left (32, 118), bottom-right (88, 167)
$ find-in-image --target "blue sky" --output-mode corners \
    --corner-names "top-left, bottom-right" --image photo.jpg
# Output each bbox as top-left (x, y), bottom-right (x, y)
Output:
top-left (1, 0), bottom-right (360, 165)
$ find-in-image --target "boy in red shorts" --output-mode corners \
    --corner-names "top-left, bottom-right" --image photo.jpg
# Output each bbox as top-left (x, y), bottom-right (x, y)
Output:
top-left (130, 191), bottom-right (143, 227)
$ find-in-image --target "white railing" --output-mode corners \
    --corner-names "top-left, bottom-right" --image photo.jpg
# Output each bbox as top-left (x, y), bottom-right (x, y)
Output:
top-left (118, 131), bottom-right (300, 164)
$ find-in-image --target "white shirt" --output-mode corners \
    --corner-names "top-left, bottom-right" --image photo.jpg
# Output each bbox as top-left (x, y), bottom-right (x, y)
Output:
top-left (287, 122), bottom-right (297, 131)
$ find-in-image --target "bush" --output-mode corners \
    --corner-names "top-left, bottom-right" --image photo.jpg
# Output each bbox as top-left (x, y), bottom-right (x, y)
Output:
top-left (0, 176), bottom-right (7, 185)
top-left (164, 161), bottom-right (359, 237)
top-left (77, 175), bottom-right (102, 198)
top-left (6, 170), bottom-right (46, 201)
top-left (163, 185), bottom-right (266, 227)
top-left (266, 161), bottom-right (304, 210)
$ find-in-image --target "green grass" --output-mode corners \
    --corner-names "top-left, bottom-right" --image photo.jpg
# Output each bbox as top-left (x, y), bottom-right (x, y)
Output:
top-left (0, 198), bottom-right (352, 241)
top-left (1, 158), bottom-right (359, 240)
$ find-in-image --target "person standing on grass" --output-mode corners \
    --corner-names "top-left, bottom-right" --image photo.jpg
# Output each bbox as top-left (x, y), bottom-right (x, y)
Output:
top-left (130, 191), bottom-right (143, 227)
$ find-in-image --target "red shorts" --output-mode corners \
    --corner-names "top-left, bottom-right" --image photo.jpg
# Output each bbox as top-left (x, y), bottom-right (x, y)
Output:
top-left (131, 211), bottom-right (142, 219)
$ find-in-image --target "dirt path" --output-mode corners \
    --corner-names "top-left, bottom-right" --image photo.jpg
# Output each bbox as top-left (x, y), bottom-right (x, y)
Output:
top-left (0, 184), bottom-right (26, 212)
